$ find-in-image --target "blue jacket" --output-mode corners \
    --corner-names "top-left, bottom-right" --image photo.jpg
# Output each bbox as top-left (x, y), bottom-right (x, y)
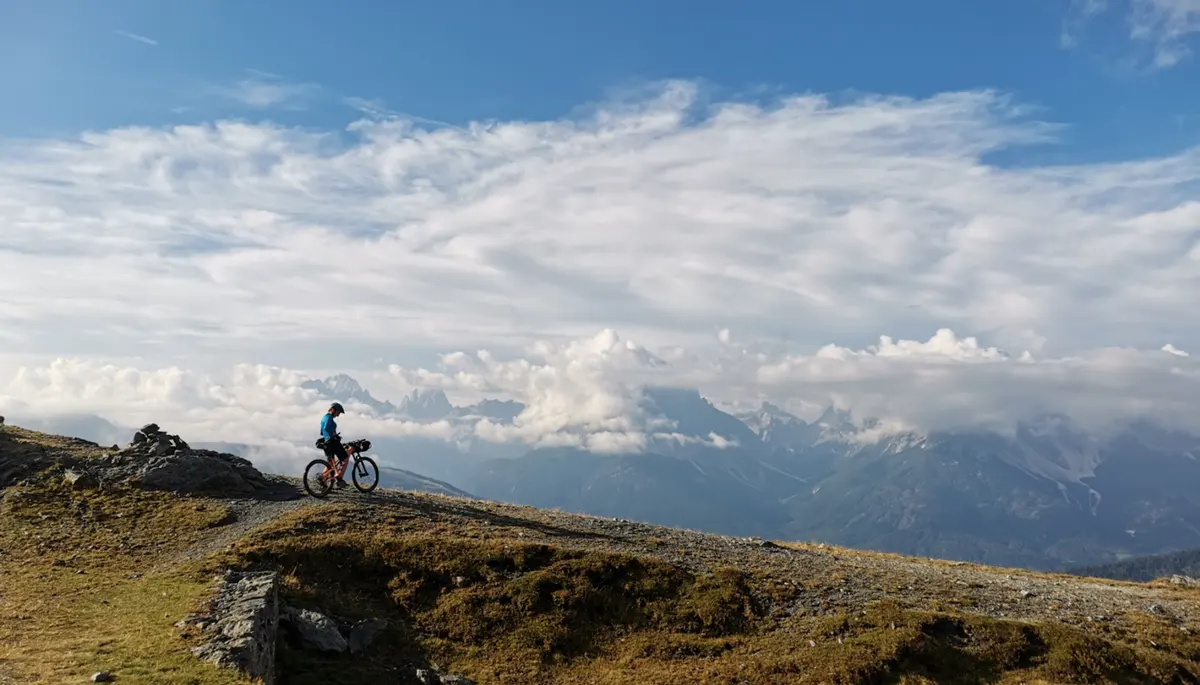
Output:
top-left (320, 413), bottom-right (338, 441)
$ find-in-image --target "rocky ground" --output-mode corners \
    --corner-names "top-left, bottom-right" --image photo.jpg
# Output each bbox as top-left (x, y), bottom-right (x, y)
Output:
top-left (9, 416), bottom-right (1199, 639)
top-left (1, 422), bottom-right (298, 497)
top-left (3, 422), bottom-right (1199, 684)
top-left (248, 483), bottom-right (1200, 638)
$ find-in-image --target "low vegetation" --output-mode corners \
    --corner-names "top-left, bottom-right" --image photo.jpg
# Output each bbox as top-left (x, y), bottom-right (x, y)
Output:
top-left (2, 424), bottom-right (1199, 684)
top-left (206, 504), bottom-right (1200, 685)
top-left (0, 480), bottom-right (245, 683)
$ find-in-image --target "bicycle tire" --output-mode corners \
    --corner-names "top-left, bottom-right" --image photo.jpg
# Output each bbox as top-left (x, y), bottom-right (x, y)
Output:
top-left (303, 458), bottom-right (335, 498)
top-left (352, 455), bottom-right (379, 493)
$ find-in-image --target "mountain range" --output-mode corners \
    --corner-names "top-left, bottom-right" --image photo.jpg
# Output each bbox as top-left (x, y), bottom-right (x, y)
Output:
top-left (292, 376), bottom-right (1200, 571)
top-left (15, 374), bottom-right (1200, 571)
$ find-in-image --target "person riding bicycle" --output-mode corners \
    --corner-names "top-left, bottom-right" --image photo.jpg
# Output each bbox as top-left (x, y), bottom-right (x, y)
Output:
top-left (320, 402), bottom-right (350, 488)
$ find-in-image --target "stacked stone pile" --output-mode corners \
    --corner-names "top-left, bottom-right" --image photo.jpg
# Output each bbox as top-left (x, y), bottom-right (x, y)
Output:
top-left (61, 423), bottom-right (277, 496)
top-left (127, 423), bottom-right (191, 457)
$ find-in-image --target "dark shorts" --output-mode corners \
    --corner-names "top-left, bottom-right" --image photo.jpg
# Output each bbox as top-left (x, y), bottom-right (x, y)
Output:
top-left (323, 438), bottom-right (348, 463)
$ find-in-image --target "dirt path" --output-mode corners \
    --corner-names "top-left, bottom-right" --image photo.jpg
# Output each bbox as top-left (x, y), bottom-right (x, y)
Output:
top-left (155, 475), bottom-right (316, 570)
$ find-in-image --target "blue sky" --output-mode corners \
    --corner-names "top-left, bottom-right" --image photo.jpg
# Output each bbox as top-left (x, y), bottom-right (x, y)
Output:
top-left (2, 0), bottom-right (1199, 164)
top-left (2, 0), bottom-right (1200, 446)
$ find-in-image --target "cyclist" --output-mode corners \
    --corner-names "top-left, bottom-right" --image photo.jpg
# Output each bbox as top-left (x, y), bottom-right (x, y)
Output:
top-left (320, 402), bottom-right (349, 488)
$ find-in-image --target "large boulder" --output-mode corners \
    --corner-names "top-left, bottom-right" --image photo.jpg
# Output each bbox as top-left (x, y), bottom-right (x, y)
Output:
top-left (281, 607), bottom-right (347, 653)
top-left (133, 450), bottom-right (270, 495)
top-left (188, 570), bottom-right (279, 685)
top-left (100, 424), bottom-right (274, 496)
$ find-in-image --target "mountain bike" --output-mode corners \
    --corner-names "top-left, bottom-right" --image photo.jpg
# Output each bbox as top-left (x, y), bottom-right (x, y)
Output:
top-left (303, 437), bottom-right (380, 498)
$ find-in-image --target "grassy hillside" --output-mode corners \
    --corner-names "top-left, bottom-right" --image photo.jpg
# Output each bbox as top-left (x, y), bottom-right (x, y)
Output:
top-left (2, 423), bottom-right (1199, 684)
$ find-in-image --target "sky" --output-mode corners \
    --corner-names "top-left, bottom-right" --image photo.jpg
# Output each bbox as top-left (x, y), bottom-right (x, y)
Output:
top-left (1, 0), bottom-right (1199, 454)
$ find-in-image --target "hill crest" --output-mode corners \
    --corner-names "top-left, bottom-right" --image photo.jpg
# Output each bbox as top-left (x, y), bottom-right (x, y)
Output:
top-left (1, 422), bottom-right (1198, 684)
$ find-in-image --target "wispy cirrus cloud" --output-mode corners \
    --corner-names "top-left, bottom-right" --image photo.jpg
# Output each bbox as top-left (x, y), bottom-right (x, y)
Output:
top-left (212, 74), bottom-right (320, 109)
top-left (1131, 0), bottom-right (1200, 67)
top-left (113, 29), bottom-right (158, 46)
top-left (1064, 0), bottom-right (1200, 68)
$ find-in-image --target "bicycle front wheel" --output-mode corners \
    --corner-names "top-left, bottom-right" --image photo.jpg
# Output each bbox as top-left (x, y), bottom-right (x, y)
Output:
top-left (352, 455), bottom-right (379, 493)
top-left (303, 458), bottom-right (335, 498)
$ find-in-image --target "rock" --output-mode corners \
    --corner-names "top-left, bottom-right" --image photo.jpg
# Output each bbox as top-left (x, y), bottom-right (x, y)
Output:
top-left (96, 426), bottom-right (274, 496)
top-left (63, 469), bottom-right (98, 490)
top-left (414, 670), bottom-right (476, 685)
top-left (1169, 574), bottom-right (1199, 587)
top-left (174, 613), bottom-right (214, 631)
top-left (91, 673), bottom-right (113, 683)
top-left (189, 570), bottom-right (279, 685)
top-left (283, 607), bottom-right (347, 653)
top-left (0, 415), bottom-right (5, 425)
top-left (347, 618), bottom-right (387, 654)
top-left (135, 450), bottom-right (268, 494)
top-left (149, 436), bottom-right (175, 457)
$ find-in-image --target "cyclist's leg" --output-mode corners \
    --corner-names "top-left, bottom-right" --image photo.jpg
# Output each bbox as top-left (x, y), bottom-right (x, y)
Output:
top-left (321, 440), bottom-right (347, 483)
top-left (331, 441), bottom-right (350, 484)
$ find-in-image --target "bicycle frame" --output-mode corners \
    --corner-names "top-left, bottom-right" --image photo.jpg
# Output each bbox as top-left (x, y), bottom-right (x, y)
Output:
top-left (323, 444), bottom-right (360, 482)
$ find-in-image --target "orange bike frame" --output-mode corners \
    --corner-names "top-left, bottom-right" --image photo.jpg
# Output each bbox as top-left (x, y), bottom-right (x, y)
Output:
top-left (323, 445), bottom-right (357, 482)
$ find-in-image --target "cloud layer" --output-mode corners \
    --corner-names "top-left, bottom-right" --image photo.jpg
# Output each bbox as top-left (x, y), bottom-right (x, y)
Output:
top-left (2, 328), bottom-right (1197, 471)
top-left (2, 80), bottom-right (1199, 460)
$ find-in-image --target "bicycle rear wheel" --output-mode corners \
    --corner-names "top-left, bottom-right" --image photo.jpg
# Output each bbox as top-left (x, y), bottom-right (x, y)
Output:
top-left (303, 458), bottom-right (335, 498)
top-left (352, 455), bottom-right (379, 493)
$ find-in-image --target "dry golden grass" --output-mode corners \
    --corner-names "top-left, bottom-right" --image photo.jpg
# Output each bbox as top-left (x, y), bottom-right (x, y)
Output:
top-left (209, 504), bottom-right (1200, 685)
top-left (0, 481), bottom-right (249, 684)
top-left (3, 423), bottom-right (1199, 685)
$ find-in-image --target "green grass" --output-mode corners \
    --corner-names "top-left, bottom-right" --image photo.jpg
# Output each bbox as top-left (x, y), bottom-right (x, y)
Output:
top-left (214, 505), bottom-right (1200, 685)
top-left (0, 481), bottom-right (249, 684)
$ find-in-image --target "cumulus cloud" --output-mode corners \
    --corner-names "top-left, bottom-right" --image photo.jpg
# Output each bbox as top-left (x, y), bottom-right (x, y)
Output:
top-left (745, 330), bottom-right (1200, 437)
top-left (1, 81), bottom-right (1198, 373)
top-left (2, 80), bottom-right (1200, 458)
top-left (3, 328), bottom-right (1199, 471)
top-left (388, 329), bottom-right (683, 452)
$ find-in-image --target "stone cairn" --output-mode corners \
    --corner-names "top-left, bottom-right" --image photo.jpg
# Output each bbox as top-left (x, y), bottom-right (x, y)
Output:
top-left (128, 423), bottom-right (191, 457)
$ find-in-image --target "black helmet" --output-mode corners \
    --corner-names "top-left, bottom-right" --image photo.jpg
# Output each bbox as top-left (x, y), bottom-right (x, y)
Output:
top-left (330, 402), bottom-right (344, 413)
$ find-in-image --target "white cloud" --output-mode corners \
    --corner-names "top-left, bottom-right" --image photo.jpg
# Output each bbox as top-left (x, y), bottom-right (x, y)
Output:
top-left (389, 329), bottom-right (679, 451)
top-left (113, 30), bottom-right (158, 46)
top-left (2, 80), bottom-right (1200, 454)
top-left (744, 329), bottom-right (1200, 437)
top-left (1130, 0), bottom-right (1200, 67)
top-left (212, 77), bottom-right (320, 109)
top-left (1064, 0), bottom-right (1200, 68)
top-left (3, 328), bottom-right (1199, 471)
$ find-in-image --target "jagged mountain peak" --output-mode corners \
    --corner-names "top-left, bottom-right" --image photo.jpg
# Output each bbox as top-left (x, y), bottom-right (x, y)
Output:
top-left (639, 386), bottom-right (762, 446)
top-left (300, 374), bottom-right (396, 415)
top-left (323, 373), bottom-right (364, 395)
top-left (398, 388), bottom-right (454, 421)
